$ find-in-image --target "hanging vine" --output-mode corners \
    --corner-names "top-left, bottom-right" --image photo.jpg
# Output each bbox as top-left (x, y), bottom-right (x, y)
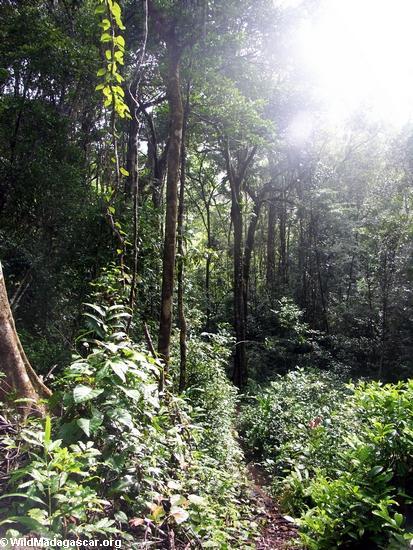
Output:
top-left (95, 0), bottom-right (130, 120)
top-left (95, 0), bottom-right (131, 281)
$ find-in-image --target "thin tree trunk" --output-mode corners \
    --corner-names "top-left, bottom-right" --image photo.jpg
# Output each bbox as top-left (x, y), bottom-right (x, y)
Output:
top-left (311, 217), bottom-right (329, 334)
top-left (266, 201), bottom-right (276, 295)
top-left (0, 263), bottom-right (51, 415)
top-left (231, 182), bottom-right (246, 388)
top-left (278, 187), bottom-right (288, 288)
top-left (127, 0), bottom-right (148, 330)
top-left (223, 144), bottom-right (256, 388)
top-left (126, 113), bottom-right (139, 195)
top-left (243, 201), bottom-right (262, 326)
top-left (205, 203), bottom-right (212, 331)
top-left (177, 83), bottom-right (190, 393)
top-left (158, 39), bottom-right (183, 387)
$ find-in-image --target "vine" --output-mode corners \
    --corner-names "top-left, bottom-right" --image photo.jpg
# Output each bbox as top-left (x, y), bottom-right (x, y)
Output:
top-left (95, 0), bottom-right (130, 121)
top-left (94, 0), bottom-right (130, 281)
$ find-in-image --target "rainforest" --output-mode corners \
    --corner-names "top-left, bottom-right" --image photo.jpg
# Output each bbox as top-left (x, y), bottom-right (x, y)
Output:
top-left (1, 0), bottom-right (413, 548)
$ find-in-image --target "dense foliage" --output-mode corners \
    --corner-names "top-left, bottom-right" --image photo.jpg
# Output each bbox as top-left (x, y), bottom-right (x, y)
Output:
top-left (240, 370), bottom-right (413, 548)
top-left (1, 0), bottom-right (413, 547)
top-left (1, 302), bottom-right (257, 548)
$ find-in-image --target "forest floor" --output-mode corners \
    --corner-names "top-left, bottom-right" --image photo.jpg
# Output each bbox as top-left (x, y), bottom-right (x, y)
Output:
top-left (247, 462), bottom-right (300, 549)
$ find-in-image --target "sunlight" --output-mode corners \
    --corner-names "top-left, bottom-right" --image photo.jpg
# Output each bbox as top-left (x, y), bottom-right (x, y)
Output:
top-left (286, 111), bottom-right (314, 144)
top-left (294, 0), bottom-right (413, 127)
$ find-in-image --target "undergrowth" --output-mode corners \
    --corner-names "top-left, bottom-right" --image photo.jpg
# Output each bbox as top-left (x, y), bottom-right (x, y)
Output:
top-left (240, 368), bottom-right (413, 549)
top-left (0, 297), bottom-right (257, 548)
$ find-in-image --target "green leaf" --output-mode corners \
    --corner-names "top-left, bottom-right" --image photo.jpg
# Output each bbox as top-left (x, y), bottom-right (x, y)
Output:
top-left (28, 508), bottom-right (48, 524)
top-left (115, 35), bottom-right (125, 48)
top-left (111, 2), bottom-right (121, 20)
top-left (116, 409), bottom-right (133, 429)
top-left (59, 420), bottom-right (79, 441)
top-left (118, 386), bottom-right (141, 401)
top-left (394, 512), bottom-right (404, 527)
top-left (44, 416), bottom-right (51, 449)
top-left (0, 494), bottom-right (46, 505)
top-left (170, 506), bottom-right (189, 524)
top-left (120, 167), bottom-right (129, 176)
top-left (114, 511), bottom-right (128, 523)
top-left (90, 409), bottom-right (104, 433)
top-left (84, 303), bottom-right (106, 317)
top-left (188, 494), bottom-right (206, 506)
top-left (77, 418), bottom-right (91, 437)
top-left (100, 18), bottom-right (111, 31)
top-left (109, 360), bottom-right (127, 382)
top-left (0, 517), bottom-right (44, 530)
top-left (150, 505), bottom-right (165, 521)
top-left (114, 51), bottom-right (124, 64)
top-left (73, 385), bottom-right (104, 404)
top-left (369, 465), bottom-right (384, 476)
top-left (94, 517), bottom-right (116, 529)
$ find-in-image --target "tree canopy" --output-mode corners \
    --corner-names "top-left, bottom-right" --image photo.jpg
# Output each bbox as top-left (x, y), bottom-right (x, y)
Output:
top-left (1, 0), bottom-right (413, 547)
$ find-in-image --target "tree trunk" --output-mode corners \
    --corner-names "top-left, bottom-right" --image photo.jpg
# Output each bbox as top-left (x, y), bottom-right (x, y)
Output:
top-left (126, 112), bottom-right (139, 196)
top-left (205, 202), bottom-right (212, 331)
top-left (278, 186), bottom-right (288, 288)
top-left (266, 201), bottom-right (276, 295)
top-left (0, 263), bottom-right (51, 415)
top-left (243, 201), bottom-right (262, 326)
top-left (158, 39), bottom-right (183, 384)
top-left (223, 144), bottom-right (256, 388)
top-left (231, 178), bottom-right (247, 388)
top-left (177, 84), bottom-right (190, 393)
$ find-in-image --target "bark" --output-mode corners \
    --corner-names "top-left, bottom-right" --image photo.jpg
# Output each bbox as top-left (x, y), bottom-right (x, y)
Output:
top-left (127, 120), bottom-right (140, 332)
top-left (378, 237), bottom-right (398, 378)
top-left (205, 201), bottom-right (212, 331)
top-left (126, 111), bottom-right (139, 196)
top-left (177, 85), bottom-right (190, 393)
top-left (126, 99), bottom-right (141, 328)
top-left (243, 200), bottom-right (262, 325)
top-left (278, 186), bottom-right (288, 287)
top-left (223, 143), bottom-right (256, 388)
top-left (138, 100), bottom-right (168, 209)
top-left (266, 202), bottom-right (276, 294)
top-left (310, 213), bottom-right (329, 333)
top-left (158, 39), bottom-right (184, 383)
top-left (189, 170), bottom-right (216, 331)
top-left (127, 0), bottom-right (149, 328)
top-left (231, 177), bottom-right (246, 389)
top-left (0, 263), bottom-right (51, 415)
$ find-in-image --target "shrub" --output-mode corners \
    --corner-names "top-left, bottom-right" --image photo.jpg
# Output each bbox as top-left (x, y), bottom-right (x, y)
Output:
top-left (298, 382), bottom-right (413, 549)
top-left (1, 309), bottom-right (257, 548)
top-left (239, 367), bottom-right (352, 484)
top-left (184, 330), bottom-right (239, 464)
top-left (240, 370), bottom-right (413, 548)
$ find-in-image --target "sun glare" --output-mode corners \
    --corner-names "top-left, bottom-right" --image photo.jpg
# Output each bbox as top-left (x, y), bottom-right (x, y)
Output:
top-left (292, 0), bottom-right (413, 127)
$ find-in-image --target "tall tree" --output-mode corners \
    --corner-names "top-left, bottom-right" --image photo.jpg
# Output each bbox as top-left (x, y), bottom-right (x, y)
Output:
top-left (223, 142), bottom-right (257, 387)
top-left (155, 23), bottom-right (184, 376)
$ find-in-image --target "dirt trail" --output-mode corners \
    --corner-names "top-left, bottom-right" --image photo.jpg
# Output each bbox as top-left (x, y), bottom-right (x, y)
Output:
top-left (247, 462), bottom-right (301, 549)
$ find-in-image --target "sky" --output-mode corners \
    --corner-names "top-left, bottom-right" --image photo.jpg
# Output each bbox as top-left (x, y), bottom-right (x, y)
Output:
top-left (278, 0), bottom-right (413, 139)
